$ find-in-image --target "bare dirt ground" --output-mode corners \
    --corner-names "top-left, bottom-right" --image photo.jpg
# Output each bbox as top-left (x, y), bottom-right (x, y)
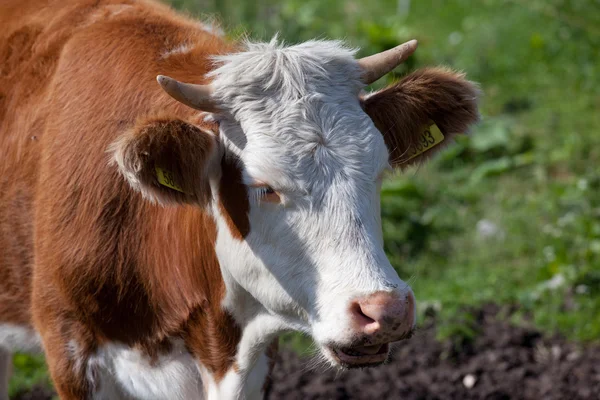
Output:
top-left (12, 305), bottom-right (600, 400)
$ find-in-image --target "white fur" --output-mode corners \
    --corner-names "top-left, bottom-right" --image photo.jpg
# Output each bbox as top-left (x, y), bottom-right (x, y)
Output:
top-left (160, 43), bottom-right (195, 59)
top-left (87, 340), bottom-right (203, 400)
top-left (217, 352), bottom-right (269, 400)
top-left (79, 337), bottom-right (270, 400)
top-left (0, 324), bottom-right (42, 353)
top-left (198, 20), bottom-right (224, 37)
top-left (84, 4), bottom-right (134, 27)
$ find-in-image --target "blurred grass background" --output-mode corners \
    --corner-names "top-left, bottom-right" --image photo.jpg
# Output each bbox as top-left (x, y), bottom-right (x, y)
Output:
top-left (9, 0), bottom-right (600, 396)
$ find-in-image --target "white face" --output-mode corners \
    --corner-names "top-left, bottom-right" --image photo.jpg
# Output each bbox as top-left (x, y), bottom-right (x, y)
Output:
top-left (210, 40), bottom-right (416, 368)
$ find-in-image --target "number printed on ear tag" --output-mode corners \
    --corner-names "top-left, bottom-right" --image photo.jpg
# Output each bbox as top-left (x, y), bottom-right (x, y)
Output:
top-left (405, 123), bottom-right (445, 162)
top-left (155, 166), bottom-right (185, 193)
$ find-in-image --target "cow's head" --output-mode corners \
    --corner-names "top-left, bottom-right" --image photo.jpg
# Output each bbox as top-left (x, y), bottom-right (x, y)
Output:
top-left (113, 39), bottom-right (479, 368)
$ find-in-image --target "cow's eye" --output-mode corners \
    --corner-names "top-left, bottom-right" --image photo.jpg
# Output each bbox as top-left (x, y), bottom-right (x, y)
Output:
top-left (251, 185), bottom-right (281, 204)
top-left (261, 186), bottom-right (280, 203)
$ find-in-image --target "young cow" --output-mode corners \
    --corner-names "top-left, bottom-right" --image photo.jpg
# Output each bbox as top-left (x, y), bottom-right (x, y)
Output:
top-left (0, 0), bottom-right (479, 398)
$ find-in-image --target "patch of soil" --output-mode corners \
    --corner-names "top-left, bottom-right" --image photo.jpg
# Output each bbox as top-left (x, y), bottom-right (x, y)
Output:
top-left (11, 305), bottom-right (600, 400)
top-left (266, 304), bottom-right (600, 400)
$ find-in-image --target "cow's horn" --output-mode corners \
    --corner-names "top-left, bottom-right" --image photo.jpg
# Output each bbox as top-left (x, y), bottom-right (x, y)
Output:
top-left (357, 40), bottom-right (418, 84)
top-left (156, 75), bottom-right (218, 112)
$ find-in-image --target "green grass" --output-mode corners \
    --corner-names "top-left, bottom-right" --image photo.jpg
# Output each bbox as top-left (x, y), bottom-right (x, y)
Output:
top-left (8, 0), bottom-right (600, 395)
top-left (8, 354), bottom-right (52, 398)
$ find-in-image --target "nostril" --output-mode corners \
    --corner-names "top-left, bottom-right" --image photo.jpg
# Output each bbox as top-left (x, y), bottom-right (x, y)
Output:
top-left (349, 291), bottom-right (416, 338)
top-left (350, 301), bottom-right (376, 326)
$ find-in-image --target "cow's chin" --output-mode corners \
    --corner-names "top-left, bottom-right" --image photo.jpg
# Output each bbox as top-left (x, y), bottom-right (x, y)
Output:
top-left (322, 342), bottom-right (390, 369)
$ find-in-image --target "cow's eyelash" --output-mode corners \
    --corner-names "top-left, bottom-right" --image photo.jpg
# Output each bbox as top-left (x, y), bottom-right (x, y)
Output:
top-left (250, 185), bottom-right (281, 204)
top-left (255, 186), bottom-right (274, 197)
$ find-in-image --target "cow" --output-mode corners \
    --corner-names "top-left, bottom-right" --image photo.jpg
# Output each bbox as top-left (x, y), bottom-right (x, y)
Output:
top-left (0, 0), bottom-right (480, 398)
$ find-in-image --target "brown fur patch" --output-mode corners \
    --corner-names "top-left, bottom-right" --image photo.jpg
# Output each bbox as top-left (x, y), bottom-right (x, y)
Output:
top-left (182, 306), bottom-right (242, 382)
top-left (362, 67), bottom-right (480, 168)
top-left (219, 155), bottom-right (250, 239)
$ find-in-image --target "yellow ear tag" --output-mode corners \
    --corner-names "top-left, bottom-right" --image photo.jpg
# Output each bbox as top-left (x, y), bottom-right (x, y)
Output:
top-left (405, 123), bottom-right (445, 162)
top-left (155, 166), bottom-right (185, 193)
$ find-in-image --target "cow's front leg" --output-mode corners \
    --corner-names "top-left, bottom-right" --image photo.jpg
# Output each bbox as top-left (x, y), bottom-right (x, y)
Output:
top-left (200, 314), bottom-right (282, 400)
top-left (193, 351), bottom-right (269, 400)
top-left (31, 291), bottom-right (95, 399)
top-left (183, 305), bottom-right (243, 400)
top-left (37, 326), bottom-right (92, 399)
top-left (209, 349), bottom-right (270, 400)
top-left (184, 308), bottom-right (279, 400)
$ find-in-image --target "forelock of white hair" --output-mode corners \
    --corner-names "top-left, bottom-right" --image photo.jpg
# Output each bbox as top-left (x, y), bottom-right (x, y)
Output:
top-left (208, 37), bottom-right (364, 106)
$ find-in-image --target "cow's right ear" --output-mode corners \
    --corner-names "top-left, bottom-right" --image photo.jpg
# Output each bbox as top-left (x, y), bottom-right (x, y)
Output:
top-left (110, 117), bottom-right (220, 206)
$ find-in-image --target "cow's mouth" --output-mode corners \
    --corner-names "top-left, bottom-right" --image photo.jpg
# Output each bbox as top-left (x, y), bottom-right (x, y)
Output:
top-left (328, 343), bottom-right (390, 368)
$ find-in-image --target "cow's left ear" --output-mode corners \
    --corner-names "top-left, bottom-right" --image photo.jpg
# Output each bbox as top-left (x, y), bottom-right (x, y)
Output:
top-left (362, 67), bottom-right (480, 168)
top-left (111, 117), bottom-right (220, 206)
